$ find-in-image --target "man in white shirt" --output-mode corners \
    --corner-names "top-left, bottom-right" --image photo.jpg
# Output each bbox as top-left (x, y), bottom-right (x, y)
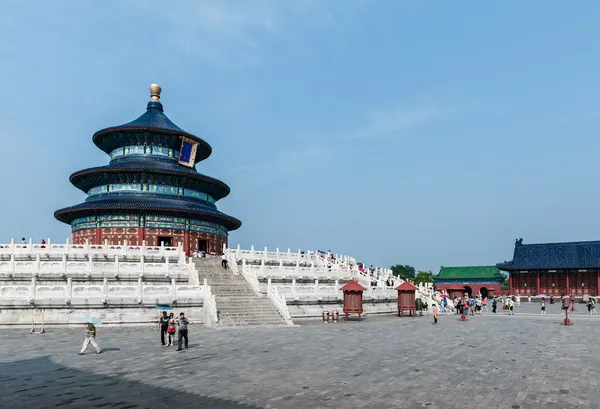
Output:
top-left (221, 254), bottom-right (228, 269)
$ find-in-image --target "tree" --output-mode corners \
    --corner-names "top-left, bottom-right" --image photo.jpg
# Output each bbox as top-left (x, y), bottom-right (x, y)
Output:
top-left (390, 264), bottom-right (415, 280)
top-left (414, 270), bottom-right (434, 286)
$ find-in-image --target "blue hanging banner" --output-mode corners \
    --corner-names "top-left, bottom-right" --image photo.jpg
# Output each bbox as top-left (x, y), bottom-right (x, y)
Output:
top-left (178, 136), bottom-right (198, 167)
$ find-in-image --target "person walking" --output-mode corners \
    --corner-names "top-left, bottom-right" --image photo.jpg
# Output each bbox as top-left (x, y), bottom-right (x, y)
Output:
top-left (79, 323), bottom-right (102, 355)
top-left (176, 312), bottom-right (190, 351)
top-left (508, 298), bottom-right (515, 315)
top-left (528, 296), bottom-right (531, 305)
top-left (482, 297), bottom-right (488, 312)
top-left (492, 297), bottom-right (497, 313)
top-left (432, 303), bottom-right (439, 324)
top-left (541, 298), bottom-right (546, 315)
top-left (221, 254), bottom-right (228, 269)
top-left (159, 311), bottom-right (169, 346)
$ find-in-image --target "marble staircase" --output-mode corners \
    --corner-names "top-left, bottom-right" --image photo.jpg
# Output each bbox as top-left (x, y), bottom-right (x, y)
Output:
top-left (193, 258), bottom-right (288, 327)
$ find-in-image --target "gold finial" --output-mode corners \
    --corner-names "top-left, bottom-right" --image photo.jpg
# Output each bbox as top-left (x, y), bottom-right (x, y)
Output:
top-left (149, 83), bottom-right (162, 102)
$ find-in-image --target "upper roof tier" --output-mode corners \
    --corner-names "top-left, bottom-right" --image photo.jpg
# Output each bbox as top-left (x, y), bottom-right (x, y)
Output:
top-left (92, 84), bottom-right (212, 163)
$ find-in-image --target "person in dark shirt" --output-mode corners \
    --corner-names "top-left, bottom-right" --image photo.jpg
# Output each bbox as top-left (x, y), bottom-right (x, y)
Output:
top-left (159, 311), bottom-right (169, 346)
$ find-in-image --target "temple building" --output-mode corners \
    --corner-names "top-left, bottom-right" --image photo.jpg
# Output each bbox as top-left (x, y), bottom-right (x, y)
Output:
top-left (54, 84), bottom-right (241, 254)
top-left (434, 266), bottom-right (505, 299)
top-left (497, 238), bottom-right (600, 297)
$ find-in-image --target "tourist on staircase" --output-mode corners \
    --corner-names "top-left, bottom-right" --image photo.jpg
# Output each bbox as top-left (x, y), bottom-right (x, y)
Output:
top-left (221, 254), bottom-right (228, 269)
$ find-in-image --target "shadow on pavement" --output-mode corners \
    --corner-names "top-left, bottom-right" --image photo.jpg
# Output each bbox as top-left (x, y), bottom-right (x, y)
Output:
top-left (0, 356), bottom-right (262, 409)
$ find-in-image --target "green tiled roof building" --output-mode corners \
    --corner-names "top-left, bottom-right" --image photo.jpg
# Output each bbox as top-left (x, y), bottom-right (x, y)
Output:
top-left (434, 266), bottom-right (505, 298)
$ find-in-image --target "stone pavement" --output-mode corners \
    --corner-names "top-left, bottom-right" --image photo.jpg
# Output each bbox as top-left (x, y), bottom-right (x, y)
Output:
top-left (0, 312), bottom-right (599, 409)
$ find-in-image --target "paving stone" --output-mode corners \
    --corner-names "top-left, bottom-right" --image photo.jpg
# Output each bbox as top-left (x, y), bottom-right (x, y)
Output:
top-left (0, 312), bottom-right (599, 408)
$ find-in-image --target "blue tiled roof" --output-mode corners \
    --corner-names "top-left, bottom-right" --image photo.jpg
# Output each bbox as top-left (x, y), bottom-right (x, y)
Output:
top-left (96, 102), bottom-right (185, 135)
top-left (497, 238), bottom-right (600, 271)
top-left (54, 195), bottom-right (241, 230)
top-left (92, 102), bottom-right (212, 162)
top-left (69, 158), bottom-right (231, 200)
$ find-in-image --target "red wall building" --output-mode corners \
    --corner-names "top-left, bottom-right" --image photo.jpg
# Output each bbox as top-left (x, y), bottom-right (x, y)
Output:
top-left (498, 239), bottom-right (600, 297)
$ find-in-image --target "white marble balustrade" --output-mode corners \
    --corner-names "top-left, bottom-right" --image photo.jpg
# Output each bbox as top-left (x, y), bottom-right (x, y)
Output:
top-left (258, 278), bottom-right (398, 302)
top-left (0, 276), bottom-right (204, 305)
top-left (0, 254), bottom-right (188, 278)
top-left (0, 239), bottom-right (184, 261)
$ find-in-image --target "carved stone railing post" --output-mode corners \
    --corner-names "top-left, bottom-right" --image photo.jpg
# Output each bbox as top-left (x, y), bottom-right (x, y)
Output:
top-left (250, 245), bottom-right (255, 257)
top-left (102, 278), bottom-right (108, 304)
top-left (62, 254), bottom-right (67, 273)
top-left (66, 277), bottom-right (72, 304)
top-left (114, 256), bottom-right (119, 274)
top-left (35, 255), bottom-right (41, 273)
top-left (165, 257), bottom-right (170, 274)
top-left (10, 254), bottom-right (15, 273)
top-left (140, 255), bottom-right (145, 273)
top-left (171, 278), bottom-right (177, 302)
top-left (137, 277), bottom-right (143, 304)
top-left (292, 278), bottom-right (297, 298)
top-left (29, 277), bottom-right (37, 304)
top-left (295, 261), bottom-right (299, 274)
top-left (260, 259), bottom-right (265, 274)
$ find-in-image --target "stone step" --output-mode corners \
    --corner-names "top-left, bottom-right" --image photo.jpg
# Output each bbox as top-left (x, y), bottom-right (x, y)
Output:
top-left (192, 260), bottom-right (289, 326)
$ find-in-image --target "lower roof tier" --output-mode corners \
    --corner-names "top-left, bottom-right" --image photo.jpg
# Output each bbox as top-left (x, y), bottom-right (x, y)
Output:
top-left (54, 195), bottom-right (241, 231)
top-left (69, 157), bottom-right (231, 200)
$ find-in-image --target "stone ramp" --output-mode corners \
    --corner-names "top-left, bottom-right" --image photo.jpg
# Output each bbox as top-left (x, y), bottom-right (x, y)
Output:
top-left (193, 258), bottom-right (288, 327)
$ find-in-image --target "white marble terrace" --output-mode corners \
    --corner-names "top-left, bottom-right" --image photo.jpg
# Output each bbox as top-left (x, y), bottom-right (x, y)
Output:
top-left (0, 240), bottom-right (219, 327)
top-left (225, 245), bottom-right (433, 309)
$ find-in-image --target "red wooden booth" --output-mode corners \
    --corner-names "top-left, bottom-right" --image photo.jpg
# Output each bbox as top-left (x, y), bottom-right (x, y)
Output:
top-left (395, 281), bottom-right (418, 317)
top-left (446, 284), bottom-right (465, 300)
top-left (340, 280), bottom-right (367, 321)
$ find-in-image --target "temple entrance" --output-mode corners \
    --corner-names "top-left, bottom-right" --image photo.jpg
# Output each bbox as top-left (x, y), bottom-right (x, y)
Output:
top-left (198, 240), bottom-right (208, 253)
top-left (158, 236), bottom-right (172, 246)
top-left (480, 287), bottom-right (488, 299)
top-left (463, 286), bottom-right (473, 296)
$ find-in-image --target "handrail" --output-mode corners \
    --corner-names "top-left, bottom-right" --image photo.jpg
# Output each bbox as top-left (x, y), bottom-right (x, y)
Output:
top-left (267, 280), bottom-right (293, 325)
top-left (239, 260), bottom-right (261, 295)
top-left (201, 279), bottom-right (218, 327)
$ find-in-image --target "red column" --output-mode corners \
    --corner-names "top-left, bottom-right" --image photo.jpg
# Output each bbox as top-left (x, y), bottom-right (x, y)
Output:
top-left (137, 228), bottom-right (144, 246)
top-left (565, 272), bottom-right (570, 296)
top-left (596, 271), bottom-right (600, 297)
top-left (509, 273), bottom-right (514, 294)
top-left (95, 228), bottom-right (102, 245)
top-left (184, 230), bottom-right (190, 256)
top-left (536, 272), bottom-right (541, 296)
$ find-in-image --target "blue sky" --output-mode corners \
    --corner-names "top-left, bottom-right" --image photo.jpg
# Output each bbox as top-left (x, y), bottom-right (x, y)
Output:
top-left (2, 1), bottom-right (600, 272)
